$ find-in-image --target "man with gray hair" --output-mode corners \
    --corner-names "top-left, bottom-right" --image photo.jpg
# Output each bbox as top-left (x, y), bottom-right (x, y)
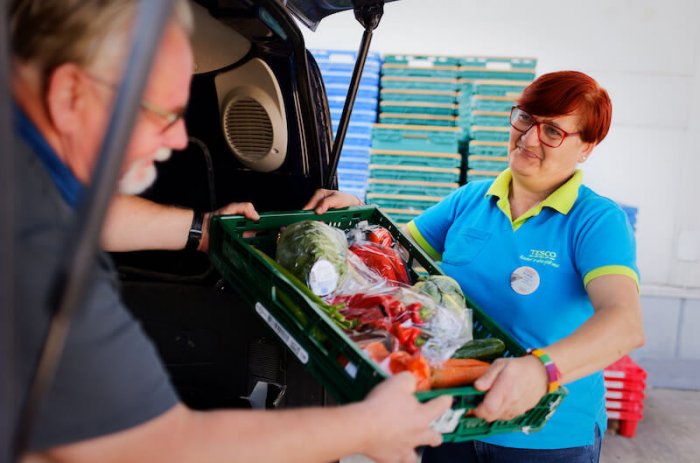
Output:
top-left (9, 1), bottom-right (451, 462)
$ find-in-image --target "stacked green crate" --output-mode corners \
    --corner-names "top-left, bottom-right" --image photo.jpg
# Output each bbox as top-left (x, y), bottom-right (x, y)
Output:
top-left (369, 55), bottom-right (463, 224)
top-left (457, 57), bottom-right (536, 183)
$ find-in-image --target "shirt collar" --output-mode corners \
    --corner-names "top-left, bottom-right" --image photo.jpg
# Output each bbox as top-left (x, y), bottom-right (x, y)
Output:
top-left (485, 168), bottom-right (583, 215)
top-left (14, 104), bottom-right (84, 208)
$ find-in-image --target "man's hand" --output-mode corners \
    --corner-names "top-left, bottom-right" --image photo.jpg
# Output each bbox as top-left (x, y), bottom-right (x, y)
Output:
top-left (303, 189), bottom-right (362, 214)
top-left (473, 355), bottom-right (548, 422)
top-left (200, 202), bottom-right (259, 252)
top-left (358, 372), bottom-right (452, 463)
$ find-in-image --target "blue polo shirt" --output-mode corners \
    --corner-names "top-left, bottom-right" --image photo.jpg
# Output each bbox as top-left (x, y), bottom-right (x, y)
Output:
top-left (408, 168), bottom-right (639, 449)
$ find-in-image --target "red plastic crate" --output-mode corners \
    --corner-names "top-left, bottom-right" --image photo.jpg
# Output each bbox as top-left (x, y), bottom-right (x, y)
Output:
top-left (605, 388), bottom-right (645, 402)
top-left (604, 355), bottom-right (647, 382)
top-left (605, 356), bottom-right (646, 438)
top-left (604, 379), bottom-right (646, 392)
top-left (606, 399), bottom-right (644, 414)
top-left (607, 409), bottom-right (643, 437)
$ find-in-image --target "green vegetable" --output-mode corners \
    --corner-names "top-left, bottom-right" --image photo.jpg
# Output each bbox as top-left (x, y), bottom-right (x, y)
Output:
top-left (276, 221), bottom-right (348, 296)
top-left (256, 248), bottom-right (355, 331)
top-left (412, 275), bottom-right (467, 315)
top-left (452, 338), bottom-right (506, 361)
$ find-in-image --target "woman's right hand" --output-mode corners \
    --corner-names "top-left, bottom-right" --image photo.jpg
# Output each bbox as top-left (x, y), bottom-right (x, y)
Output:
top-left (473, 355), bottom-right (549, 422)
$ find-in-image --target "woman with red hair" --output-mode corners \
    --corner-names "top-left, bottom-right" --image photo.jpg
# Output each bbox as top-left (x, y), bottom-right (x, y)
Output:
top-left (407, 70), bottom-right (645, 462)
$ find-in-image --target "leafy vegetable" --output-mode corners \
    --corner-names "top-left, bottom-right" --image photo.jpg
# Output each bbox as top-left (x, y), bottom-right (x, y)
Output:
top-left (413, 275), bottom-right (467, 315)
top-left (276, 221), bottom-right (349, 296)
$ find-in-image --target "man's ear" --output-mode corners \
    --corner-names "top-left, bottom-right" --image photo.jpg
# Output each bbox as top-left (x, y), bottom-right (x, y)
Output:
top-left (45, 63), bottom-right (88, 133)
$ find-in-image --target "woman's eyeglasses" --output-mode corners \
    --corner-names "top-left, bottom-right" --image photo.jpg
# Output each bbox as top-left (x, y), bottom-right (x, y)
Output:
top-left (510, 106), bottom-right (580, 148)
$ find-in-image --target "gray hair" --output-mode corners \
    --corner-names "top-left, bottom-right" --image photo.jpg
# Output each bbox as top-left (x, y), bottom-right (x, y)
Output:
top-left (10, 0), bottom-right (193, 80)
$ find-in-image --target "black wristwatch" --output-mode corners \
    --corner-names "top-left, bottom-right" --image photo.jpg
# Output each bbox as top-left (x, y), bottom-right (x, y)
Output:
top-left (185, 210), bottom-right (204, 251)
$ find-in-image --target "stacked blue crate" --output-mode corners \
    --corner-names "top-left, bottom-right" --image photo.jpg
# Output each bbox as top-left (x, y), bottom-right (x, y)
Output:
top-left (312, 49), bottom-right (382, 200)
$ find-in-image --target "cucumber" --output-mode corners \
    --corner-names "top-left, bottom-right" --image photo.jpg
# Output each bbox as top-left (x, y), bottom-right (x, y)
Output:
top-left (452, 337), bottom-right (506, 361)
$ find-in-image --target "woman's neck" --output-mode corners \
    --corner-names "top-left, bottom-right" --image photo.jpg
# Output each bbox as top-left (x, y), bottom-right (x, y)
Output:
top-left (508, 175), bottom-right (562, 221)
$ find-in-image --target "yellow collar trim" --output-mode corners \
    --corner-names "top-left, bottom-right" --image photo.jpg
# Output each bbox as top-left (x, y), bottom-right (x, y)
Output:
top-left (485, 168), bottom-right (583, 230)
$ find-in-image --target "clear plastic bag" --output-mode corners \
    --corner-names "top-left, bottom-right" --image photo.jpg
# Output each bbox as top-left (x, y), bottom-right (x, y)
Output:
top-left (332, 284), bottom-right (472, 365)
top-left (275, 220), bottom-right (349, 297)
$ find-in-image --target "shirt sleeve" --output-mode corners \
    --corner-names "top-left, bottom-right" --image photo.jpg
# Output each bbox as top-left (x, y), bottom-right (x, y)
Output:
top-left (574, 199), bottom-right (640, 289)
top-left (408, 186), bottom-right (466, 260)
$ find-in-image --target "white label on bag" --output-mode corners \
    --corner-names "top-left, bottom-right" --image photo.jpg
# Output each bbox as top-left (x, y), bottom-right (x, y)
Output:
top-left (308, 259), bottom-right (339, 296)
top-left (256, 303), bottom-right (309, 364)
top-left (431, 408), bottom-right (466, 434)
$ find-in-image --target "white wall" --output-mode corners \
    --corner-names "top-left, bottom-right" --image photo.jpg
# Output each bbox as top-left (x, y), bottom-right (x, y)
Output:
top-left (301, 0), bottom-right (700, 290)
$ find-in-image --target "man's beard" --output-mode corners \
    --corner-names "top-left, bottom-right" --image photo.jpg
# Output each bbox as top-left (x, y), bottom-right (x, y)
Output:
top-left (117, 147), bottom-right (172, 195)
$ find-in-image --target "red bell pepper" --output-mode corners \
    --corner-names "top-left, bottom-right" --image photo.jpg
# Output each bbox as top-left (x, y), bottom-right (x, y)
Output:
top-left (349, 243), bottom-right (411, 285)
top-left (367, 226), bottom-right (394, 248)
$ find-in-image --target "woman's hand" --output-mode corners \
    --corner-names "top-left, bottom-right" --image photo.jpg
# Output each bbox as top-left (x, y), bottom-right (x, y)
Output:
top-left (473, 355), bottom-right (549, 422)
top-left (303, 189), bottom-right (362, 214)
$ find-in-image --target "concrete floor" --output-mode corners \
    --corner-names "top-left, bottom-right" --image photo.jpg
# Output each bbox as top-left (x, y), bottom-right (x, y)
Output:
top-left (602, 388), bottom-right (700, 463)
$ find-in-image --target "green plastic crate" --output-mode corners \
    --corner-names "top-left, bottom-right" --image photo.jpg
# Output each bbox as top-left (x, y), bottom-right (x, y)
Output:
top-left (380, 101), bottom-right (458, 116)
top-left (470, 126), bottom-right (511, 142)
top-left (371, 123), bottom-right (462, 153)
top-left (381, 88), bottom-right (458, 104)
top-left (380, 207), bottom-right (421, 224)
top-left (458, 68), bottom-right (535, 81)
top-left (473, 79), bottom-right (530, 96)
top-left (209, 206), bottom-right (567, 442)
top-left (379, 114), bottom-right (458, 127)
top-left (366, 193), bottom-right (443, 211)
top-left (370, 149), bottom-right (462, 169)
top-left (369, 164), bottom-right (461, 183)
top-left (384, 54), bottom-right (462, 67)
top-left (381, 76), bottom-right (460, 92)
top-left (472, 95), bottom-right (518, 112)
top-left (470, 110), bottom-right (510, 127)
top-left (467, 169), bottom-right (501, 182)
top-left (467, 157), bottom-right (508, 172)
top-left (469, 140), bottom-right (510, 156)
top-left (367, 178), bottom-right (459, 197)
top-left (460, 56), bottom-right (537, 69)
top-left (382, 63), bottom-right (460, 79)
top-left (382, 55), bottom-right (461, 78)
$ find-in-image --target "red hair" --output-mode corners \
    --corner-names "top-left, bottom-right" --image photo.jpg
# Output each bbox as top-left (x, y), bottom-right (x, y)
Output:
top-left (517, 71), bottom-right (612, 145)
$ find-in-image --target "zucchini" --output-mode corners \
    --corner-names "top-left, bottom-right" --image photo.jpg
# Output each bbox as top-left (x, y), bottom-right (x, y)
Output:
top-left (452, 337), bottom-right (506, 361)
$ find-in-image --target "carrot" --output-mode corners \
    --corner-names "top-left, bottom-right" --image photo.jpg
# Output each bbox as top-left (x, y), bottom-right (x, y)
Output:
top-left (363, 341), bottom-right (390, 363)
top-left (430, 359), bottom-right (490, 389)
top-left (389, 351), bottom-right (431, 391)
top-left (441, 358), bottom-right (490, 369)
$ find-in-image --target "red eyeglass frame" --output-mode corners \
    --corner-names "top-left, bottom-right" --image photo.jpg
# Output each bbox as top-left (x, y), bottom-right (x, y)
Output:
top-left (509, 106), bottom-right (580, 148)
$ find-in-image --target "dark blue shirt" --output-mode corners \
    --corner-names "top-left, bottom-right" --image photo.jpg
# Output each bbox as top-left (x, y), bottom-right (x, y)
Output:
top-left (14, 106), bottom-right (84, 207)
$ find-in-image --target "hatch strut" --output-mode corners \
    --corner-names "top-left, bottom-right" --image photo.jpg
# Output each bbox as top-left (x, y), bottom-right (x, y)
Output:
top-left (325, 0), bottom-right (384, 188)
top-left (1, 0), bottom-right (16, 460)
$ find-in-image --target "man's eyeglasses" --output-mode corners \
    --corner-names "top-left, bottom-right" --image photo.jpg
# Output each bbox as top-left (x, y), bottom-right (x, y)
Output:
top-left (85, 73), bottom-right (185, 134)
top-left (510, 106), bottom-right (580, 148)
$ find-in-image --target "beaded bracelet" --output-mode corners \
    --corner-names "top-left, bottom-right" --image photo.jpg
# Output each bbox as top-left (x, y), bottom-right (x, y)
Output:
top-left (529, 348), bottom-right (561, 393)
